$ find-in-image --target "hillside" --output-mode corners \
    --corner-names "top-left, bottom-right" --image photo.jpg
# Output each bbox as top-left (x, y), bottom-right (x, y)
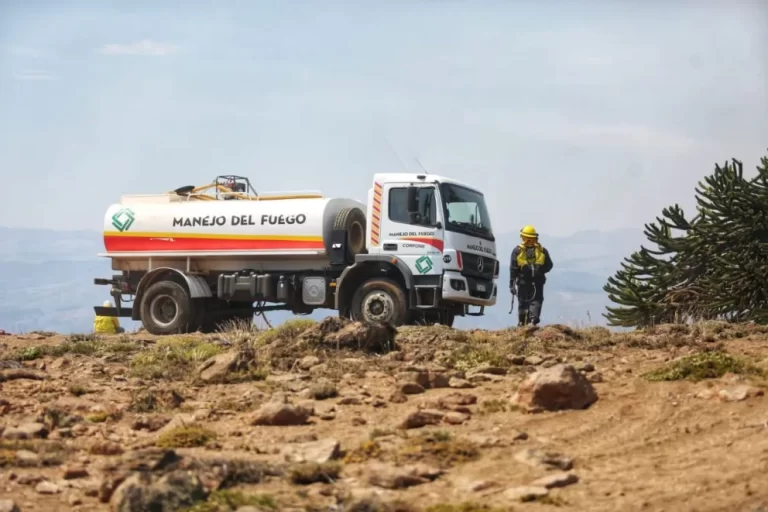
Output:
top-left (1, 319), bottom-right (767, 511)
top-left (0, 227), bottom-right (644, 334)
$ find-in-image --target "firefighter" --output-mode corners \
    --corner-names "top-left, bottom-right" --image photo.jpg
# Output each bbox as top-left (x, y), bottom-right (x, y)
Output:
top-left (93, 300), bottom-right (125, 334)
top-left (509, 225), bottom-right (553, 326)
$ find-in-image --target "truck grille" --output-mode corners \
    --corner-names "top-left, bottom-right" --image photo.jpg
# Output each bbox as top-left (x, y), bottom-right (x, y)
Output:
top-left (460, 252), bottom-right (496, 280)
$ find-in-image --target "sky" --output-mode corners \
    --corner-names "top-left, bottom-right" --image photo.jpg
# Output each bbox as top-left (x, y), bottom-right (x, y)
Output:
top-left (0, 0), bottom-right (766, 237)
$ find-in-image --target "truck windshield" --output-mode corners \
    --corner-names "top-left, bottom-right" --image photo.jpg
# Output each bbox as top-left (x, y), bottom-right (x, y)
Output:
top-left (439, 183), bottom-right (494, 241)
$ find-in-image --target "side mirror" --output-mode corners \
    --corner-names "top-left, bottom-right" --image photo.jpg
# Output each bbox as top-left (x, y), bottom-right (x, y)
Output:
top-left (406, 187), bottom-right (419, 213)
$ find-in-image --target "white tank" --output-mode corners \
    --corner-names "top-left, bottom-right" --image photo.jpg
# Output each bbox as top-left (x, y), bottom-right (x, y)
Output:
top-left (101, 194), bottom-right (367, 261)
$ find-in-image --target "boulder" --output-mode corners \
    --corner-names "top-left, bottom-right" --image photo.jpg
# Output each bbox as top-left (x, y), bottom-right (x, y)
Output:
top-left (511, 364), bottom-right (598, 412)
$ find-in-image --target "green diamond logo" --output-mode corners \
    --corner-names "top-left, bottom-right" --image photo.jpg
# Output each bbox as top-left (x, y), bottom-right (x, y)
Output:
top-left (415, 255), bottom-right (433, 274)
top-left (111, 208), bottom-right (135, 232)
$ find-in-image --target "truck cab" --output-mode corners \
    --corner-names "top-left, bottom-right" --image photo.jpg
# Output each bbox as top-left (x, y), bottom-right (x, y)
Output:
top-left (335, 173), bottom-right (498, 326)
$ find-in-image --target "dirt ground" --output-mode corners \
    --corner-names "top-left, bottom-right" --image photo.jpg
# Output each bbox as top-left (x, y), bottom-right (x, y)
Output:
top-left (1, 319), bottom-right (768, 512)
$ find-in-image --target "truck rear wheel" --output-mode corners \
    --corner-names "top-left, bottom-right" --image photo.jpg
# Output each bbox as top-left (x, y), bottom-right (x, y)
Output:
top-left (333, 207), bottom-right (366, 260)
top-left (350, 277), bottom-right (408, 326)
top-left (140, 280), bottom-right (195, 335)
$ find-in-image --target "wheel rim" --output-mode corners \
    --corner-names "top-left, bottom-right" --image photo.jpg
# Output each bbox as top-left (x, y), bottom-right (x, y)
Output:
top-left (361, 290), bottom-right (394, 323)
top-left (149, 294), bottom-right (179, 327)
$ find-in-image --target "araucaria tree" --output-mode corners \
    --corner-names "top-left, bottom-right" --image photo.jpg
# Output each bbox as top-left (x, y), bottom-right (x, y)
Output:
top-left (604, 151), bottom-right (768, 328)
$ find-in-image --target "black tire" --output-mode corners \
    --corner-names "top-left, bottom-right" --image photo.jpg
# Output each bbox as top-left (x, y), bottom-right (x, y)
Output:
top-left (350, 277), bottom-right (408, 326)
top-left (140, 280), bottom-right (195, 335)
top-left (333, 207), bottom-right (367, 261)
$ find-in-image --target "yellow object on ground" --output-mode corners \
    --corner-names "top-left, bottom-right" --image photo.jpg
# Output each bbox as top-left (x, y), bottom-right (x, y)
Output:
top-left (94, 300), bottom-right (122, 334)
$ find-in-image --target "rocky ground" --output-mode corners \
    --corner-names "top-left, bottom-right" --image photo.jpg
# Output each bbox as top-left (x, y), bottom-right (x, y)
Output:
top-left (1, 318), bottom-right (768, 512)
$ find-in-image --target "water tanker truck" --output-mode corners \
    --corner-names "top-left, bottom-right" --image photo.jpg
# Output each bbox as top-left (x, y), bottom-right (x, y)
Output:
top-left (94, 173), bottom-right (498, 335)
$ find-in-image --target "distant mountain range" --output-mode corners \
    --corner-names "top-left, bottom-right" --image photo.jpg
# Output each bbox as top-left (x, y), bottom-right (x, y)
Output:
top-left (0, 226), bottom-right (645, 334)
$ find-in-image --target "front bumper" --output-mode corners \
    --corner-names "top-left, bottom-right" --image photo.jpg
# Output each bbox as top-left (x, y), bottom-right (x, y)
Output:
top-left (441, 270), bottom-right (497, 307)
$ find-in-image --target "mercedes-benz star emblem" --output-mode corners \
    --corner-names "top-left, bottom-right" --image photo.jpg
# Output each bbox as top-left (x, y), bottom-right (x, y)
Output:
top-left (477, 258), bottom-right (484, 273)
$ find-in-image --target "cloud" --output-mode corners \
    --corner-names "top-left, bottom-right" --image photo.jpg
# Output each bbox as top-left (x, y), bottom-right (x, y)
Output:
top-left (12, 70), bottom-right (55, 81)
top-left (97, 40), bottom-right (178, 56)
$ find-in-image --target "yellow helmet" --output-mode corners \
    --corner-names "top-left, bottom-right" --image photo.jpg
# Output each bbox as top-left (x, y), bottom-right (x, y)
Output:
top-left (520, 225), bottom-right (538, 238)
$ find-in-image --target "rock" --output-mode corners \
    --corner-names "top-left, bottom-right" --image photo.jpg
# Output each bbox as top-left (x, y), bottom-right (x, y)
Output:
top-left (109, 470), bottom-right (206, 512)
top-left (427, 371), bottom-right (451, 388)
top-left (281, 438), bottom-right (341, 464)
top-left (515, 449), bottom-right (573, 470)
top-left (399, 382), bottom-right (425, 395)
top-left (398, 409), bottom-right (444, 429)
top-left (510, 355), bottom-right (526, 365)
top-left (469, 365), bottom-right (507, 376)
top-left (511, 364), bottom-right (598, 412)
top-left (532, 472), bottom-right (579, 489)
top-left (448, 377), bottom-right (475, 389)
top-left (15, 450), bottom-right (40, 466)
top-left (35, 481), bottom-right (61, 494)
top-left (338, 396), bottom-right (363, 406)
top-left (298, 355), bottom-right (321, 370)
top-left (388, 391), bottom-right (408, 404)
top-left (443, 412), bottom-right (470, 425)
top-left (197, 351), bottom-right (244, 383)
top-left (320, 320), bottom-right (397, 352)
top-left (524, 355), bottom-right (544, 366)
top-left (367, 463), bottom-right (442, 489)
top-left (131, 416), bottom-right (171, 432)
top-left (438, 392), bottom-right (478, 408)
top-left (512, 430), bottom-right (529, 441)
top-left (718, 385), bottom-right (764, 402)
top-left (89, 441), bottom-right (124, 456)
top-left (63, 465), bottom-right (89, 480)
top-left (577, 362), bottom-right (595, 372)
top-left (2, 422), bottom-right (48, 440)
top-left (0, 500), bottom-right (20, 512)
top-left (67, 494), bottom-right (83, 506)
top-left (587, 372), bottom-right (604, 383)
top-left (504, 485), bottom-right (549, 502)
top-left (397, 370), bottom-right (431, 389)
top-left (457, 478), bottom-right (496, 492)
top-left (249, 402), bottom-right (311, 426)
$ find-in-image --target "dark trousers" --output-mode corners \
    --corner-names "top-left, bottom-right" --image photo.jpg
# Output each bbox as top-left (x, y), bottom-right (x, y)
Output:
top-left (517, 282), bottom-right (544, 326)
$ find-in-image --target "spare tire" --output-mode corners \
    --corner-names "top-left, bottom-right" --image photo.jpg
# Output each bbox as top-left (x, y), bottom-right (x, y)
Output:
top-left (333, 207), bottom-right (367, 261)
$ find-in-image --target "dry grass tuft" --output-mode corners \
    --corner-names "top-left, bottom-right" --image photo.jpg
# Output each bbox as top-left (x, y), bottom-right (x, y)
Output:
top-left (156, 424), bottom-right (217, 449)
top-left (288, 461), bottom-right (342, 485)
top-left (643, 349), bottom-right (764, 382)
top-left (130, 336), bottom-right (223, 380)
top-left (397, 430), bottom-right (479, 468)
top-left (344, 440), bottom-right (384, 464)
top-left (184, 489), bottom-right (278, 512)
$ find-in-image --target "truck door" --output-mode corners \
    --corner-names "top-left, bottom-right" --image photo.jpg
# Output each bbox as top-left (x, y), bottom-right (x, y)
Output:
top-left (379, 182), bottom-right (444, 276)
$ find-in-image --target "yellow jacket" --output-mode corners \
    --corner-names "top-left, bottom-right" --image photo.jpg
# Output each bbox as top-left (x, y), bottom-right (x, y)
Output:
top-left (93, 314), bottom-right (121, 334)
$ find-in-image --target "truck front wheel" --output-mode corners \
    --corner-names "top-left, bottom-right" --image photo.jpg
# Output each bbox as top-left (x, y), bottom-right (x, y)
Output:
top-left (350, 277), bottom-right (408, 326)
top-left (140, 280), bottom-right (195, 335)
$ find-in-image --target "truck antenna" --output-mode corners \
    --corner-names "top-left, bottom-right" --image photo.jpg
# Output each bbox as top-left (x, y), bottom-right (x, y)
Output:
top-left (414, 157), bottom-right (428, 174)
top-left (384, 136), bottom-right (408, 171)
